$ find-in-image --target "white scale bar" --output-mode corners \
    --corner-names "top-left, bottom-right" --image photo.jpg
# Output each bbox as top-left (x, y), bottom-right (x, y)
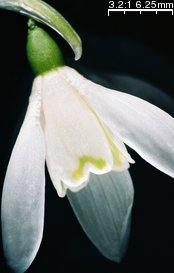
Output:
top-left (108, 8), bottom-right (173, 15)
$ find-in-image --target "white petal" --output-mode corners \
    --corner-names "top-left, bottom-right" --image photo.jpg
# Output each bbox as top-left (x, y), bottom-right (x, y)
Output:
top-left (1, 78), bottom-right (45, 273)
top-left (62, 66), bottom-right (174, 178)
top-left (67, 170), bottom-right (134, 262)
top-left (41, 69), bottom-right (120, 196)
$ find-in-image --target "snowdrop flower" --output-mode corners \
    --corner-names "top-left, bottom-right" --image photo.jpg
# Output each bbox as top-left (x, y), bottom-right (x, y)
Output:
top-left (1, 6), bottom-right (174, 273)
top-left (1, 19), bottom-right (134, 273)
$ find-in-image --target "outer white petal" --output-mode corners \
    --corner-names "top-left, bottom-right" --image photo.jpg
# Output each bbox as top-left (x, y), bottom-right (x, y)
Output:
top-left (61, 66), bottom-right (174, 178)
top-left (67, 170), bottom-right (134, 262)
top-left (1, 77), bottom-right (45, 273)
top-left (41, 69), bottom-right (126, 197)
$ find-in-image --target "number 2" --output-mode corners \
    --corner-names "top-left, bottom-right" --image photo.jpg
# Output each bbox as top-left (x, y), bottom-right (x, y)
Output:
top-left (118, 1), bottom-right (124, 8)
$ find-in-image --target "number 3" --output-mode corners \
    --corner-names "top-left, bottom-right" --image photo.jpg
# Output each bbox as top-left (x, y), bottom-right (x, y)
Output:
top-left (109, 1), bottom-right (114, 8)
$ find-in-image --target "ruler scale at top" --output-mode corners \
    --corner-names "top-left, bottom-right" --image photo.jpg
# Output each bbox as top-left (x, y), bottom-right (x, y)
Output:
top-left (108, 1), bottom-right (174, 15)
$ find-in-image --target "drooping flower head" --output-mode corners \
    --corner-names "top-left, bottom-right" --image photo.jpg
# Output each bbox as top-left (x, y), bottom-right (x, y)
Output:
top-left (1, 14), bottom-right (134, 273)
top-left (1, 2), bottom-right (174, 273)
top-left (25, 19), bottom-right (135, 197)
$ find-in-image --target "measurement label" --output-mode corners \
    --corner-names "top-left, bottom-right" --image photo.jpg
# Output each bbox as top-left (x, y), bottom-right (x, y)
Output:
top-left (108, 1), bottom-right (174, 15)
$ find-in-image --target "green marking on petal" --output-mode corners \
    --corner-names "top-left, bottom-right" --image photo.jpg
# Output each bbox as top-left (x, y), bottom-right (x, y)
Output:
top-left (72, 156), bottom-right (106, 181)
top-left (98, 123), bottom-right (125, 168)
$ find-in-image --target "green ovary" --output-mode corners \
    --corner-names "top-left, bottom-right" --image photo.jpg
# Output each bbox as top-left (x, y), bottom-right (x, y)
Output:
top-left (72, 156), bottom-right (106, 180)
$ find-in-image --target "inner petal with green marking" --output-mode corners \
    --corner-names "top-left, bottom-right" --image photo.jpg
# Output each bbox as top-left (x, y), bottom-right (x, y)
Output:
top-left (42, 67), bottom-right (134, 197)
top-left (70, 100), bottom-right (134, 182)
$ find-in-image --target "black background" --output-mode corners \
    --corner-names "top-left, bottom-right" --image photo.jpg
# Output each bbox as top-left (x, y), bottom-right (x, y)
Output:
top-left (0, 1), bottom-right (174, 273)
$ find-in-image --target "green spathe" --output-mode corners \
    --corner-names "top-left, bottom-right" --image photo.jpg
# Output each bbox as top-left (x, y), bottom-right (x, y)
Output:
top-left (0, 0), bottom-right (82, 60)
top-left (27, 20), bottom-right (64, 75)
